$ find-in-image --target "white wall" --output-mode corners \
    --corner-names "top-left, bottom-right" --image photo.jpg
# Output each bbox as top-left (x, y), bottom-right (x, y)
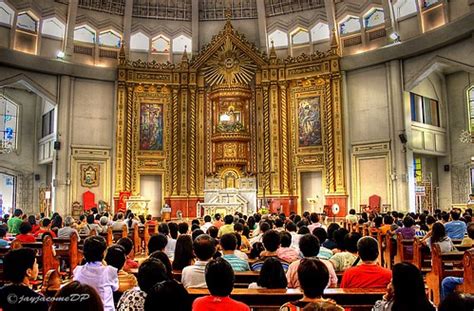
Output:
top-left (300, 171), bottom-right (323, 213)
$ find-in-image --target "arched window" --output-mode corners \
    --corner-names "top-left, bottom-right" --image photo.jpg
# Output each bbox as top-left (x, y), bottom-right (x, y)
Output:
top-left (364, 8), bottom-right (385, 28)
top-left (291, 28), bottom-right (309, 45)
top-left (41, 17), bottom-right (65, 39)
top-left (0, 2), bottom-right (14, 26)
top-left (339, 16), bottom-right (361, 35)
top-left (468, 85), bottom-right (474, 133)
top-left (0, 94), bottom-right (18, 152)
top-left (74, 25), bottom-right (96, 44)
top-left (152, 35), bottom-right (170, 53)
top-left (131, 32), bottom-right (149, 51)
top-left (99, 30), bottom-right (121, 48)
top-left (311, 22), bottom-right (330, 42)
top-left (16, 12), bottom-right (38, 33)
top-left (393, 0), bottom-right (417, 19)
top-left (172, 35), bottom-right (191, 53)
top-left (268, 29), bottom-right (288, 48)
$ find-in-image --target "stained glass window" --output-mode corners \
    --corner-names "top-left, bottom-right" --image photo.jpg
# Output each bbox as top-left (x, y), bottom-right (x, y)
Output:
top-left (0, 95), bottom-right (18, 151)
top-left (172, 35), bottom-right (191, 53)
top-left (468, 86), bottom-right (474, 133)
top-left (268, 29), bottom-right (288, 48)
top-left (74, 25), bottom-right (96, 44)
top-left (311, 22), bottom-right (330, 42)
top-left (422, 0), bottom-right (439, 8)
top-left (364, 9), bottom-right (385, 28)
top-left (152, 35), bottom-right (170, 53)
top-left (393, 0), bottom-right (417, 19)
top-left (0, 2), bottom-right (14, 26)
top-left (339, 16), bottom-right (361, 35)
top-left (131, 32), bottom-right (149, 51)
top-left (41, 17), bottom-right (65, 39)
top-left (291, 29), bottom-right (309, 45)
top-left (99, 30), bottom-right (121, 48)
top-left (16, 12), bottom-right (38, 33)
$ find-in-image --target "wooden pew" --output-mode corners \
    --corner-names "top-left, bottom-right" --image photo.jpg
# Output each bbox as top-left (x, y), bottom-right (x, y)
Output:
top-left (462, 248), bottom-right (474, 294)
top-left (144, 222), bottom-right (158, 255)
top-left (98, 227), bottom-right (113, 246)
top-left (426, 244), bottom-right (464, 305)
top-left (394, 233), bottom-right (413, 264)
top-left (168, 270), bottom-right (260, 288)
top-left (413, 238), bottom-right (431, 273)
top-left (187, 288), bottom-right (385, 310)
top-left (112, 224), bottom-right (128, 243)
top-left (383, 233), bottom-right (395, 269)
top-left (126, 223), bottom-right (140, 254)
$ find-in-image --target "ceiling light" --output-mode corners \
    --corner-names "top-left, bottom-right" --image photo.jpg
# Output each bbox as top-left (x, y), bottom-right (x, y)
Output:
top-left (56, 50), bottom-right (65, 59)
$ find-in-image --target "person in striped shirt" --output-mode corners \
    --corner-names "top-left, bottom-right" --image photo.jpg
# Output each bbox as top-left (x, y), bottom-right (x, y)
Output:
top-left (220, 233), bottom-right (250, 272)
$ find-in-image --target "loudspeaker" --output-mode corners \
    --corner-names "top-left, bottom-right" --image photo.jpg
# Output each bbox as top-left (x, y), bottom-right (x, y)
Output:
top-left (444, 165), bottom-right (450, 172)
top-left (34, 174), bottom-right (40, 181)
top-left (399, 133), bottom-right (407, 144)
top-left (54, 141), bottom-right (61, 150)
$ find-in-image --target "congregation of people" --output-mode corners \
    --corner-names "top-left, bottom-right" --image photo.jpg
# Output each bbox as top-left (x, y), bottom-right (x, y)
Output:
top-left (0, 206), bottom-right (472, 310)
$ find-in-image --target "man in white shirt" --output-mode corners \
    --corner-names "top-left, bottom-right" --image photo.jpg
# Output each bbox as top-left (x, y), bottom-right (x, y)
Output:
top-left (200, 215), bottom-right (213, 233)
top-left (181, 234), bottom-right (216, 288)
top-left (111, 212), bottom-right (126, 230)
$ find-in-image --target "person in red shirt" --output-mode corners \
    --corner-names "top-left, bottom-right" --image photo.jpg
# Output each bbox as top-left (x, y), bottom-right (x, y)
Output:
top-left (341, 236), bottom-right (391, 288)
top-left (28, 215), bottom-right (40, 234)
top-left (34, 218), bottom-right (57, 238)
top-left (212, 213), bottom-right (224, 229)
top-left (192, 257), bottom-right (250, 311)
top-left (15, 221), bottom-right (36, 243)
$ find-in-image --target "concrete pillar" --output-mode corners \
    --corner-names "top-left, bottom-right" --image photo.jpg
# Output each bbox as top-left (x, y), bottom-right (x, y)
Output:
top-left (381, 0), bottom-right (396, 41)
top-left (386, 60), bottom-right (412, 213)
top-left (192, 0), bottom-right (199, 54)
top-left (341, 71), bottom-right (352, 208)
top-left (256, 0), bottom-right (267, 52)
top-left (324, 0), bottom-right (338, 37)
top-left (123, 0), bottom-right (133, 56)
top-left (436, 73), bottom-right (453, 210)
top-left (64, 0), bottom-right (79, 59)
top-left (53, 75), bottom-right (74, 216)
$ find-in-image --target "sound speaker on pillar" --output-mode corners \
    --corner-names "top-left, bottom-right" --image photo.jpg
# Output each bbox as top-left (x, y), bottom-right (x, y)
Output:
top-left (54, 141), bottom-right (61, 150)
top-left (399, 133), bottom-right (407, 144)
top-left (444, 165), bottom-right (450, 172)
top-left (34, 174), bottom-right (40, 181)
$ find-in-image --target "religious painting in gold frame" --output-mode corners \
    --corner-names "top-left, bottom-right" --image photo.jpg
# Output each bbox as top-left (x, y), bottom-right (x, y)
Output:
top-left (80, 163), bottom-right (100, 188)
top-left (297, 96), bottom-right (322, 147)
top-left (139, 103), bottom-right (164, 151)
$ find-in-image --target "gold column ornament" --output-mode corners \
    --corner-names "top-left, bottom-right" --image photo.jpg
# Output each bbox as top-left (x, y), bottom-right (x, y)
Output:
top-left (125, 86), bottom-right (134, 192)
top-left (172, 87), bottom-right (179, 195)
top-left (189, 88), bottom-right (197, 195)
top-left (180, 88), bottom-right (188, 195)
top-left (115, 83), bottom-right (126, 193)
top-left (325, 80), bottom-right (335, 193)
top-left (270, 84), bottom-right (281, 193)
top-left (262, 84), bottom-right (271, 190)
top-left (279, 82), bottom-right (289, 194)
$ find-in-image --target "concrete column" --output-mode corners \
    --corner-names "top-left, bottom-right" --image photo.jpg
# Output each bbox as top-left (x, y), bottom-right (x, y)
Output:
top-left (386, 60), bottom-right (412, 212)
top-left (324, 0), bottom-right (337, 37)
top-left (341, 71), bottom-right (352, 208)
top-left (191, 0), bottom-right (199, 54)
top-left (436, 72), bottom-right (453, 210)
top-left (381, 0), bottom-right (396, 40)
top-left (123, 0), bottom-right (133, 56)
top-left (64, 0), bottom-right (79, 59)
top-left (9, 13), bottom-right (17, 49)
top-left (53, 75), bottom-right (74, 216)
top-left (256, 0), bottom-right (267, 52)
